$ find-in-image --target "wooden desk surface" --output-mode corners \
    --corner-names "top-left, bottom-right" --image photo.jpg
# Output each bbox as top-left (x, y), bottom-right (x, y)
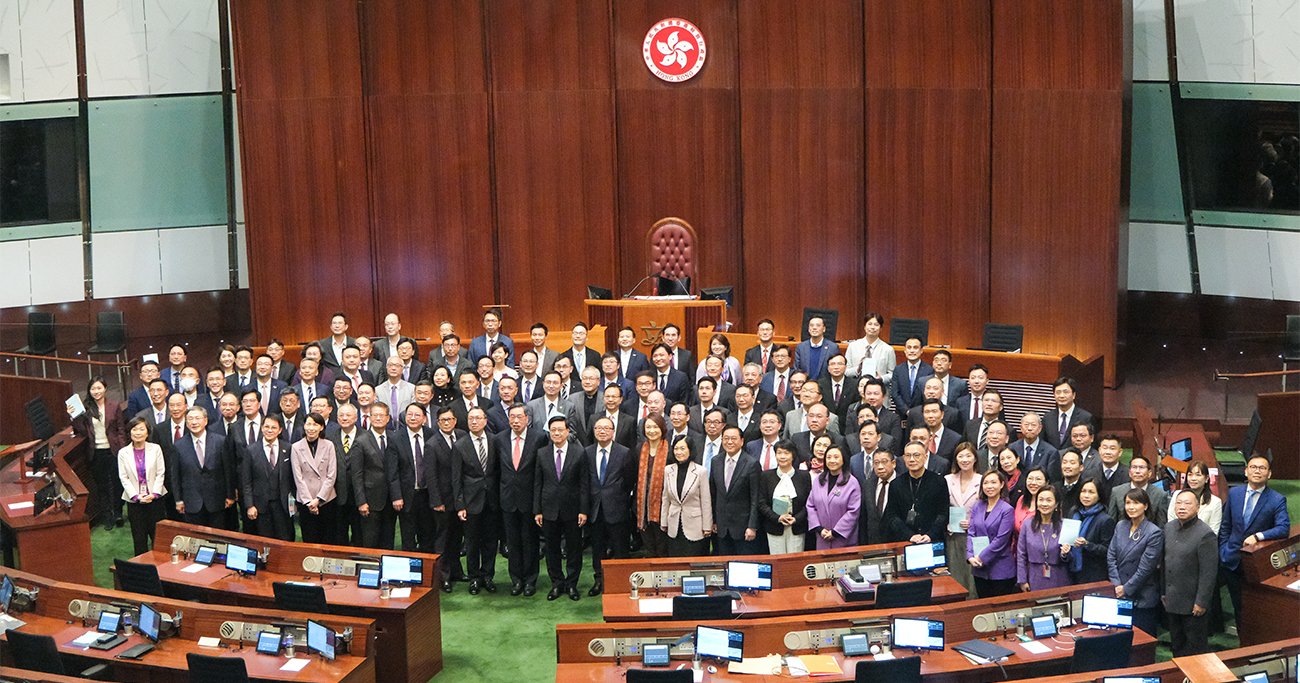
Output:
top-left (1239, 572), bottom-right (1300, 646)
top-left (602, 575), bottom-right (967, 621)
top-left (556, 624), bottom-right (1156, 683)
top-left (0, 428), bottom-right (94, 584)
top-left (1026, 636), bottom-right (1300, 683)
top-left (2, 613), bottom-right (372, 683)
top-left (1240, 524), bottom-right (1300, 583)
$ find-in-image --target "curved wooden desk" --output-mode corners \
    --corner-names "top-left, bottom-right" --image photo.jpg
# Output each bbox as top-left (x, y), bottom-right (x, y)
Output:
top-left (0, 428), bottom-right (93, 584)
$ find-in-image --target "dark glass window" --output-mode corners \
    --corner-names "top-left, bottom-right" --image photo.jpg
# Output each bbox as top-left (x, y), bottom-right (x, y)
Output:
top-left (0, 117), bottom-right (81, 226)
top-left (1180, 99), bottom-right (1299, 214)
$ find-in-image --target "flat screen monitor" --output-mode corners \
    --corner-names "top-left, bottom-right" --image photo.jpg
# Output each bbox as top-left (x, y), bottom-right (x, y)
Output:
top-left (380, 555), bottom-right (423, 585)
top-left (892, 617), bottom-right (945, 651)
top-left (841, 633), bottom-right (870, 657)
top-left (586, 285), bottom-right (613, 301)
top-left (903, 542), bottom-right (946, 572)
top-left (1170, 437), bottom-right (1193, 461)
top-left (642, 643), bottom-right (670, 667)
top-left (0, 575), bottom-right (13, 613)
top-left (695, 625), bottom-right (743, 662)
top-left (656, 276), bottom-right (691, 296)
top-left (681, 576), bottom-right (706, 596)
top-left (1080, 594), bottom-right (1134, 629)
top-left (725, 561), bottom-right (772, 591)
top-left (256, 630), bottom-right (281, 655)
top-left (137, 603), bottom-right (160, 642)
top-left (357, 567), bottom-right (381, 589)
top-left (306, 620), bottom-right (336, 661)
top-left (700, 286), bottom-right (734, 308)
top-left (1242, 673), bottom-right (1268, 683)
top-left (97, 609), bottom-right (121, 633)
top-left (193, 546), bottom-right (217, 565)
top-left (224, 543), bottom-right (257, 575)
top-left (1031, 614), bottom-right (1058, 639)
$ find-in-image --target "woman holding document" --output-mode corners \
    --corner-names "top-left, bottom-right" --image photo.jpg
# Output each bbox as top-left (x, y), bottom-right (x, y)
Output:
top-left (966, 470), bottom-right (1016, 597)
top-left (945, 442), bottom-right (981, 595)
top-left (757, 440), bottom-right (811, 554)
top-left (1067, 478), bottom-right (1115, 583)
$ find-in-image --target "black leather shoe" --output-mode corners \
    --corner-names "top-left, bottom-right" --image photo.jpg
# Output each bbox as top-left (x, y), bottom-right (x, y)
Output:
top-left (483, 579), bottom-right (497, 593)
top-left (523, 584), bottom-right (537, 597)
top-left (547, 587), bottom-right (562, 601)
top-left (510, 581), bottom-right (523, 596)
top-left (468, 580), bottom-right (481, 595)
top-left (441, 581), bottom-right (453, 593)
top-left (588, 581), bottom-right (603, 597)
top-left (568, 585), bottom-right (581, 601)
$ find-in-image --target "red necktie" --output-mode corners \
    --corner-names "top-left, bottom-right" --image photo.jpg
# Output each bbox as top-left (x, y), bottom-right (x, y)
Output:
top-left (174, 425), bottom-right (182, 442)
top-left (763, 443), bottom-right (773, 470)
top-left (777, 375), bottom-right (787, 401)
top-left (513, 435), bottom-right (522, 469)
top-left (928, 434), bottom-right (937, 454)
top-left (761, 348), bottom-right (769, 368)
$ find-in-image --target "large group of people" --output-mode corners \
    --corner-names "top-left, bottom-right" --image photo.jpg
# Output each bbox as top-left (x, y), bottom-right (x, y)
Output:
top-left (69, 309), bottom-right (1290, 653)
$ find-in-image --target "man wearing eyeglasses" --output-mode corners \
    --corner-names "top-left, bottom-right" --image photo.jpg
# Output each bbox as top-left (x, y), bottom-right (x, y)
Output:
top-left (1218, 455), bottom-right (1290, 628)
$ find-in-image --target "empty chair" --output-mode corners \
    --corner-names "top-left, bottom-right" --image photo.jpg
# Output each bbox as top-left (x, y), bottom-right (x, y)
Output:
top-left (888, 318), bottom-right (929, 346)
top-left (87, 310), bottom-right (128, 387)
top-left (273, 581), bottom-right (329, 613)
top-left (1069, 629), bottom-right (1133, 673)
top-left (187, 652), bottom-right (251, 683)
top-left (855, 655), bottom-right (921, 683)
top-left (873, 578), bottom-right (932, 609)
top-left (647, 217), bottom-right (698, 295)
top-left (16, 311), bottom-right (59, 378)
top-left (114, 557), bottom-right (165, 596)
top-left (801, 307), bottom-right (840, 342)
top-left (670, 595), bottom-right (732, 621)
top-left (6, 629), bottom-right (109, 678)
top-left (627, 670), bottom-right (693, 683)
top-left (981, 323), bottom-right (1024, 352)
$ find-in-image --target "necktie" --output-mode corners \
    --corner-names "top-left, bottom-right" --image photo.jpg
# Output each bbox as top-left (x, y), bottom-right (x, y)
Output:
top-left (240, 374), bottom-right (248, 388)
top-left (476, 436), bottom-right (487, 471)
top-left (977, 421), bottom-right (988, 451)
top-left (1059, 413), bottom-right (1069, 442)
top-left (598, 448), bottom-right (608, 485)
top-left (970, 395), bottom-right (980, 420)
top-left (641, 404), bottom-right (648, 420)
top-left (402, 365), bottom-right (410, 381)
top-left (724, 457), bottom-right (735, 490)
top-left (260, 385), bottom-right (269, 414)
top-left (555, 448), bottom-right (564, 478)
top-left (174, 424), bottom-right (182, 442)
top-left (156, 410), bottom-right (165, 424)
top-left (390, 385), bottom-right (398, 412)
top-left (763, 443), bottom-right (773, 470)
top-left (248, 421), bottom-right (257, 445)
top-left (834, 383), bottom-right (841, 403)
top-left (413, 435), bottom-right (424, 484)
top-left (776, 375), bottom-right (787, 401)
top-left (866, 345), bottom-right (873, 359)
top-left (876, 481), bottom-right (887, 514)
top-left (195, 437), bottom-right (205, 468)
top-left (761, 348), bottom-right (769, 369)
top-left (706, 443), bottom-right (717, 471)
top-left (560, 384), bottom-right (569, 400)
top-left (343, 433), bottom-right (352, 453)
top-left (266, 443), bottom-right (276, 467)
top-left (928, 433), bottom-right (937, 454)
top-left (547, 402), bottom-right (555, 418)
top-left (306, 385), bottom-right (314, 404)
top-left (379, 434), bottom-right (386, 451)
top-left (909, 364), bottom-right (917, 390)
top-left (172, 373), bottom-right (179, 390)
top-left (658, 373), bottom-right (667, 391)
top-left (512, 435), bottom-right (522, 469)
top-left (362, 414), bottom-right (369, 430)
top-left (1244, 489), bottom-right (1259, 522)
top-left (1025, 444), bottom-right (1034, 467)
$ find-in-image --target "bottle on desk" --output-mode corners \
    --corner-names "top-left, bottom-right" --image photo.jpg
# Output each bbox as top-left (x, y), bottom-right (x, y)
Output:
top-left (284, 633), bottom-right (295, 658)
top-left (170, 543), bottom-right (180, 564)
top-left (380, 579), bottom-right (392, 599)
top-left (122, 611), bottom-right (133, 637)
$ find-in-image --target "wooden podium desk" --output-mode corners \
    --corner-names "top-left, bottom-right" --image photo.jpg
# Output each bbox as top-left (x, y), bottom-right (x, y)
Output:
top-left (1026, 637), bottom-right (1300, 683)
top-left (1254, 391), bottom-right (1299, 479)
top-left (0, 568), bottom-right (375, 683)
top-left (1240, 571), bottom-right (1300, 646)
top-left (586, 298), bottom-right (726, 363)
top-left (0, 427), bottom-right (94, 584)
top-left (126, 521), bottom-right (439, 683)
top-left (1239, 524), bottom-right (1300, 583)
top-left (0, 667), bottom-right (85, 683)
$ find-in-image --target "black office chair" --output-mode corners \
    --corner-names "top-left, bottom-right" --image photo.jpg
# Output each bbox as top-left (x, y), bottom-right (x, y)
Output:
top-left (187, 652), bottom-right (251, 683)
top-left (114, 557), bottom-right (165, 596)
top-left (16, 312), bottom-right (59, 378)
top-left (6, 629), bottom-right (109, 678)
top-left (981, 323), bottom-right (1024, 352)
top-left (627, 670), bottom-right (693, 683)
top-left (1069, 629), bottom-right (1133, 673)
top-left (873, 579), bottom-right (932, 608)
top-left (801, 307), bottom-right (840, 342)
top-left (855, 655), bottom-right (921, 683)
top-left (87, 310), bottom-right (128, 388)
top-left (273, 581), bottom-right (329, 613)
top-left (888, 318), bottom-right (929, 346)
top-left (670, 595), bottom-right (732, 620)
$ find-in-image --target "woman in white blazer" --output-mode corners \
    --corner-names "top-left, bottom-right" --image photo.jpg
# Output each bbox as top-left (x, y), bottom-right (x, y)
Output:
top-left (118, 416), bottom-right (168, 554)
top-left (660, 436), bottom-right (713, 556)
top-left (292, 413), bottom-right (338, 544)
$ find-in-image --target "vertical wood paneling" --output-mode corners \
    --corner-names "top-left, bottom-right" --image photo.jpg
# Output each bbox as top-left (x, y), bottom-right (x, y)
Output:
top-left (614, 0), bottom-right (740, 299)
top-left (487, 0), bottom-right (618, 330)
top-left (739, 0), bottom-right (864, 336)
top-left (363, 0), bottom-right (494, 336)
top-left (866, 0), bottom-right (991, 349)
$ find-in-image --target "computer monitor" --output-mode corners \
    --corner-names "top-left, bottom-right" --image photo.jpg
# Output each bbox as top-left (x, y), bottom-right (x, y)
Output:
top-left (357, 567), bottom-right (381, 589)
top-left (256, 630), bottom-right (282, 655)
top-left (1030, 614), bottom-right (1058, 639)
top-left (902, 542), bottom-right (946, 572)
top-left (725, 561), bottom-right (772, 591)
top-left (193, 546), bottom-right (217, 565)
top-left (891, 617), bottom-right (945, 651)
top-left (681, 576), bottom-right (706, 596)
top-left (0, 575), bottom-right (13, 613)
top-left (642, 643), bottom-right (670, 667)
top-left (1080, 594), bottom-right (1134, 629)
top-left (699, 286), bottom-right (734, 308)
top-left (97, 609), bottom-right (122, 633)
top-left (224, 543), bottom-right (257, 575)
top-left (841, 633), bottom-right (870, 657)
top-left (656, 276), bottom-right (691, 296)
top-left (695, 625), bottom-right (743, 662)
top-left (586, 285), bottom-right (613, 301)
top-left (137, 603), bottom-right (161, 643)
top-left (380, 555), bottom-right (424, 585)
top-left (1170, 437), bottom-right (1193, 461)
top-left (306, 619), bottom-right (336, 661)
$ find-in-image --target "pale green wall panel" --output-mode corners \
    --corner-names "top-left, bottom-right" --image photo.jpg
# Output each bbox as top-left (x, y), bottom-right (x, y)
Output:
top-left (1129, 83), bottom-right (1186, 223)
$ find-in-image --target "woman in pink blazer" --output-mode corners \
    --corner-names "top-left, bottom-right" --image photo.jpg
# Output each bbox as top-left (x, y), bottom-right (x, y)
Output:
top-left (660, 436), bottom-right (713, 557)
top-left (291, 413), bottom-right (337, 544)
top-left (117, 417), bottom-right (167, 554)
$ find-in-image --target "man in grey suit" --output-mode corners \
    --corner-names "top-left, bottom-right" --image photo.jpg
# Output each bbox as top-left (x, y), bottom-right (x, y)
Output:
top-left (1009, 411), bottom-right (1060, 481)
top-left (709, 426), bottom-right (760, 555)
top-left (1163, 490), bottom-right (1219, 656)
top-left (563, 367), bottom-right (602, 446)
top-left (421, 334), bottom-right (473, 383)
top-left (526, 372), bottom-right (567, 431)
top-left (1107, 454), bottom-right (1169, 526)
top-left (340, 403), bottom-right (388, 549)
top-left (377, 356), bottom-right (416, 416)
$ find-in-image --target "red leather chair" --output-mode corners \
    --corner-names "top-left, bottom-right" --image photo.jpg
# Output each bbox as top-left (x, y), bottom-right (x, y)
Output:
top-left (647, 217), bottom-right (697, 294)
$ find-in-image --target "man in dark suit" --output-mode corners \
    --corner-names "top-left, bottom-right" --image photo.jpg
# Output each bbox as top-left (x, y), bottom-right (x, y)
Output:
top-left (355, 336), bottom-right (384, 379)
top-left (853, 429), bottom-right (897, 546)
top-left (485, 376), bottom-right (518, 435)
top-left (710, 426), bottom-right (760, 555)
top-left (743, 318), bottom-right (779, 372)
top-left (423, 407), bottom-right (467, 591)
top-left (365, 402), bottom-right (397, 549)
top-left (1094, 434), bottom-right (1129, 490)
top-left (759, 345), bottom-right (795, 404)
top-left (524, 323), bottom-right (559, 378)
top-left (275, 391), bottom-right (305, 444)
top-left (890, 337), bottom-right (933, 418)
top-left (372, 313), bottom-right (415, 364)
top-left (731, 384), bottom-right (763, 444)
top-left (534, 415), bottom-right (590, 601)
top-left (171, 407), bottom-right (232, 528)
top-left (792, 403), bottom-right (848, 464)
top-left (659, 324), bottom-right (694, 374)
top-left (962, 389), bottom-right (1008, 453)
top-left (929, 350), bottom-right (969, 410)
top-left (148, 392), bottom-right (190, 522)
top-left (386, 403), bottom-right (436, 557)
top-left (860, 378), bottom-right (903, 453)
top-left (453, 407), bottom-right (500, 594)
top-left (1069, 422), bottom-right (1102, 473)
top-left (1043, 376), bottom-right (1095, 449)
top-left (395, 338), bottom-right (424, 384)
top-left (614, 327), bottom-right (651, 381)
top-left (688, 376), bottom-right (733, 433)
top-left (794, 315), bottom-right (833, 381)
top-left (736, 362), bottom-right (779, 415)
top-left (468, 307), bottom-right (514, 367)
top-left (264, 340), bottom-right (296, 383)
top-left (496, 405), bottom-right (543, 596)
top-left (745, 410), bottom-right (785, 469)
top-left (288, 358), bottom-right (330, 413)
top-left (450, 372), bottom-right (493, 430)
top-left (421, 334), bottom-right (473, 383)
top-left (316, 312), bottom-right (356, 372)
top-left (337, 344), bottom-right (376, 391)
top-left (918, 400), bottom-right (959, 471)
top-left (818, 354), bottom-right (859, 426)
top-left (338, 403), bottom-right (387, 549)
top-left (952, 363), bottom-right (991, 426)
top-left (127, 361), bottom-right (162, 417)
top-left (649, 343), bottom-right (692, 406)
top-left (594, 384), bottom-right (637, 451)
top-left (586, 416), bottom-right (633, 596)
top-left (598, 353), bottom-right (634, 399)
top-left (239, 414), bottom-right (293, 540)
top-left (906, 377), bottom-right (962, 433)
top-left (1219, 454), bottom-right (1292, 623)
top-left (158, 344), bottom-right (188, 391)
top-left (251, 354), bottom-right (287, 417)
top-left (559, 322), bottom-right (602, 378)
top-left (201, 367), bottom-right (230, 420)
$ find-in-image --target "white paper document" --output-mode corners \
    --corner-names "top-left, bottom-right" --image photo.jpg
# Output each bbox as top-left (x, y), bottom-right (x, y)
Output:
top-left (948, 506), bottom-right (967, 534)
top-left (1020, 640), bottom-right (1051, 654)
top-left (638, 597), bottom-right (673, 614)
top-left (66, 394), bottom-right (86, 419)
top-left (181, 563), bottom-right (208, 574)
top-left (1059, 518), bottom-right (1082, 546)
top-left (280, 658), bottom-right (310, 672)
top-left (6, 501), bottom-right (34, 511)
top-left (198, 637), bottom-right (222, 647)
top-left (72, 631), bottom-right (101, 646)
top-left (390, 587), bottom-right (412, 599)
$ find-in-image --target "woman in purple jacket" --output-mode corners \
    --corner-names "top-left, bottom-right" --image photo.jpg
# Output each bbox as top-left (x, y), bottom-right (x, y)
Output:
top-left (806, 446), bottom-right (861, 549)
top-left (1017, 484), bottom-right (1072, 591)
top-left (967, 469), bottom-right (1016, 597)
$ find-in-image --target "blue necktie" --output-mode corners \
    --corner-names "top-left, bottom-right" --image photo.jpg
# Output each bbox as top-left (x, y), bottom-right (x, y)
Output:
top-left (598, 448), bottom-right (607, 485)
top-left (909, 364), bottom-right (917, 390)
top-left (1244, 489), bottom-right (1259, 524)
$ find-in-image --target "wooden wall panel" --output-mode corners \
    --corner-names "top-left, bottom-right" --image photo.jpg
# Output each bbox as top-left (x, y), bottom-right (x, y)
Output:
top-left (613, 1), bottom-right (740, 299)
top-left (362, 0), bottom-right (494, 337)
top-left (865, 0), bottom-right (991, 349)
top-left (487, 0), bottom-right (618, 330)
top-left (739, 0), bottom-right (864, 336)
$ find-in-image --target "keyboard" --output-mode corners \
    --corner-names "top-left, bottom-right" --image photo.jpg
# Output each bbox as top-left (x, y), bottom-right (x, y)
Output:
top-left (89, 634), bottom-right (128, 650)
top-left (117, 643), bottom-right (155, 659)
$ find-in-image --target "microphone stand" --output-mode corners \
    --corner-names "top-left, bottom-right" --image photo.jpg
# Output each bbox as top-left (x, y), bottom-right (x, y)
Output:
top-left (622, 273), bottom-right (656, 299)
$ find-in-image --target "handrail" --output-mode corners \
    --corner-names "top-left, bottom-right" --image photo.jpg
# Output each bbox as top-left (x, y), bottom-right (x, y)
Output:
top-left (1214, 368), bottom-right (1300, 379)
top-left (0, 351), bottom-right (134, 369)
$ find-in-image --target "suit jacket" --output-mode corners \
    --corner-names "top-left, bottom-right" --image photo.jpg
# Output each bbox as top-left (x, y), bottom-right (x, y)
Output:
top-left (287, 381), bottom-right (330, 412)
top-left (485, 402), bottom-right (514, 435)
top-left (1042, 406), bottom-right (1096, 449)
top-left (756, 467), bottom-right (811, 536)
top-left (889, 361), bottom-right (935, 415)
top-left (469, 334), bottom-right (515, 366)
top-left (598, 375), bottom-right (635, 401)
top-left (793, 340), bottom-right (834, 381)
top-left (117, 441), bottom-right (167, 501)
top-left (452, 431), bottom-right (499, 514)
top-left (421, 428), bottom-right (465, 510)
top-left (525, 396), bottom-right (568, 433)
top-left (782, 405), bottom-right (841, 438)
top-left (375, 380), bottom-right (416, 415)
top-left (534, 438), bottom-right (590, 521)
top-left (660, 461), bottom-right (713, 541)
top-left (928, 428), bottom-right (961, 468)
top-left (669, 348), bottom-right (695, 374)
top-left (385, 426), bottom-right (434, 507)
top-left (449, 395), bottom-right (494, 431)
top-left (126, 385), bottom-right (152, 418)
top-left (617, 349), bottom-right (652, 381)
top-left (199, 391), bottom-right (228, 421)
top-left (817, 376), bottom-right (860, 424)
top-left (240, 438), bottom-right (291, 514)
top-left (743, 344), bottom-right (778, 373)
top-left (1218, 485), bottom-right (1291, 570)
top-left (316, 336), bottom-right (357, 371)
top-left (271, 359), bottom-right (297, 384)
top-left (1107, 519), bottom-right (1164, 608)
top-left (708, 451), bottom-right (760, 539)
top-left (290, 438), bottom-right (337, 504)
top-left (940, 376), bottom-right (969, 406)
top-left (859, 470), bottom-right (895, 545)
top-left (564, 393), bottom-right (602, 445)
top-left (172, 432), bottom-right (230, 513)
top-left (496, 428), bottom-right (544, 515)
top-left (1009, 439), bottom-right (1061, 482)
top-left (591, 411), bottom-right (638, 452)
top-left (759, 369), bottom-right (795, 401)
top-left (687, 404), bottom-right (734, 434)
top-left (372, 336), bottom-right (416, 364)
top-left (249, 379), bottom-right (287, 416)
top-left (420, 352), bottom-right (473, 383)
top-left (342, 429), bottom-right (386, 511)
top-left (732, 411), bottom-right (763, 444)
top-left (401, 359), bottom-right (425, 384)
top-left (559, 347), bottom-right (602, 375)
top-left (907, 404), bottom-right (963, 434)
top-left (652, 368), bottom-right (693, 406)
top-left (587, 442), bottom-right (633, 524)
top-left (791, 430), bottom-right (848, 465)
top-left (148, 418), bottom-right (186, 490)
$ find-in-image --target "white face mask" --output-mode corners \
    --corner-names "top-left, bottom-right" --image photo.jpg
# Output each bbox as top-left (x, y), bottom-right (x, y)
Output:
top-left (179, 378), bottom-right (198, 392)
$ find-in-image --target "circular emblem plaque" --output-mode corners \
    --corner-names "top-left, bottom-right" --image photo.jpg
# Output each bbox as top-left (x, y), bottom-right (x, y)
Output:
top-left (642, 18), bottom-right (707, 82)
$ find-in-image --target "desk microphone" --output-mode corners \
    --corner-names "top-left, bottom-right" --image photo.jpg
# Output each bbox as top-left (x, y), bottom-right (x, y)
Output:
top-left (622, 273), bottom-right (656, 299)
